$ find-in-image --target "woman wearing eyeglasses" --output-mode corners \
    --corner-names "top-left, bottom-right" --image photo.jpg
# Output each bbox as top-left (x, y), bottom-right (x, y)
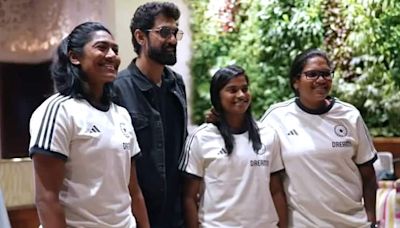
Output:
top-left (260, 49), bottom-right (378, 228)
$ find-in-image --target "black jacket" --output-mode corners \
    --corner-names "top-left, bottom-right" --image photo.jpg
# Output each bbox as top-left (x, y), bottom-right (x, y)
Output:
top-left (113, 60), bottom-right (187, 227)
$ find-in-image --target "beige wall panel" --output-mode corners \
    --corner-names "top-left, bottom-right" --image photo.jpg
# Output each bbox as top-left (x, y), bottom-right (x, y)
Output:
top-left (0, 159), bottom-right (34, 208)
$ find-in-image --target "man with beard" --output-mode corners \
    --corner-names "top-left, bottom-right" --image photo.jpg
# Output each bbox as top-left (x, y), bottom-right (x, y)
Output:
top-left (112, 2), bottom-right (187, 228)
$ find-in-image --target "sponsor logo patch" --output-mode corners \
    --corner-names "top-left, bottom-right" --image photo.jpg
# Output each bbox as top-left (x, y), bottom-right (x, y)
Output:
top-left (332, 141), bottom-right (352, 148)
top-left (250, 160), bottom-right (269, 167)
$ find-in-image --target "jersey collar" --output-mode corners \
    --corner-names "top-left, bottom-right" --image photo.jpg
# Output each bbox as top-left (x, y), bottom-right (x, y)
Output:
top-left (295, 96), bottom-right (335, 115)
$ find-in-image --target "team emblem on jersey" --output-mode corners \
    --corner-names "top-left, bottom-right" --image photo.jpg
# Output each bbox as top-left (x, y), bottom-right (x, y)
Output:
top-left (255, 144), bottom-right (267, 155)
top-left (120, 123), bottom-right (130, 138)
top-left (334, 124), bottom-right (348, 137)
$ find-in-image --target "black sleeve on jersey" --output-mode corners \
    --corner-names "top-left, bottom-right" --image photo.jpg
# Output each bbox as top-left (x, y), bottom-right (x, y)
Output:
top-left (356, 153), bottom-right (378, 166)
top-left (131, 152), bottom-right (143, 161)
top-left (181, 171), bottom-right (203, 180)
top-left (29, 147), bottom-right (68, 161)
top-left (271, 168), bottom-right (285, 175)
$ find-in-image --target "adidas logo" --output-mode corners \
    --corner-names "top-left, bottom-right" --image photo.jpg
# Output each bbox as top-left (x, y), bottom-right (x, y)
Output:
top-left (89, 125), bottom-right (100, 133)
top-left (287, 129), bottom-right (298, 136)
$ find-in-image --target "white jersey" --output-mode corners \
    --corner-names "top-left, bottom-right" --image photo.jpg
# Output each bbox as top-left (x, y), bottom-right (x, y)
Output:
top-left (260, 97), bottom-right (376, 228)
top-left (29, 93), bottom-right (140, 228)
top-left (179, 123), bottom-right (283, 228)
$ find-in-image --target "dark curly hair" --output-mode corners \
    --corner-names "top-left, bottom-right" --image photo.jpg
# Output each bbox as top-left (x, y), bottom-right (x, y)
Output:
top-left (130, 1), bottom-right (180, 55)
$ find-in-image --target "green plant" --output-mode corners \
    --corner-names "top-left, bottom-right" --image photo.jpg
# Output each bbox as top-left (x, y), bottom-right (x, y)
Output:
top-left (332, 0), bottom-right (400, 136)
top-left (187, 0), bottom-right (400, 136)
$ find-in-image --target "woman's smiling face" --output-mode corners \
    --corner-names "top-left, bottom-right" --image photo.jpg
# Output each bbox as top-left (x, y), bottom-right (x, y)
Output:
top-left (219, 74), bottom-right (251, 117)
top-left (294, 56), bottom-right (333, 109)
top-left (77, 30), bottom-right (120, 87)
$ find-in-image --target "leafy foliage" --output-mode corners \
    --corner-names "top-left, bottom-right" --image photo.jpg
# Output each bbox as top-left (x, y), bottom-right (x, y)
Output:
top-left (187, 0), bottom-right (400, 136)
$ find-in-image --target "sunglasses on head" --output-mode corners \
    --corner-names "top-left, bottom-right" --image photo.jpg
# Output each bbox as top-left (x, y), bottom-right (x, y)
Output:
top-left (147, 26), bottom-right (184, 40)
top-left (302, 70), bottom-right (334, 80)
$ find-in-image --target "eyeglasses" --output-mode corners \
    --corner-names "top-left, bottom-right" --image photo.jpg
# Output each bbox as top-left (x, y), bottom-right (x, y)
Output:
top-left (302, 70), bottom-right (334, 80)
top-left (147, 26), bottom-right (184, 40)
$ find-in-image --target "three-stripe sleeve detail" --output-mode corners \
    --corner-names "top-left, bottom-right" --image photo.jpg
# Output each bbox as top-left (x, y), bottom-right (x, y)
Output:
top-left (260, 99), bottom-right (295, 122)
top-left (179, 124), bottom-right (208, 171)
top-left (34, 95), bottom-right (71, 151)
